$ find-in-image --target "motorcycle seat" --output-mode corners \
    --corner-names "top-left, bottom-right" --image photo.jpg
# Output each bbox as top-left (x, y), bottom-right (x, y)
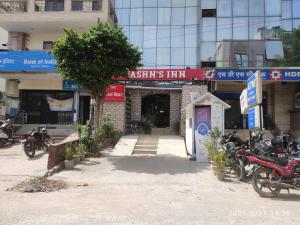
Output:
top-left (256, 155), bottom-right (288, 167)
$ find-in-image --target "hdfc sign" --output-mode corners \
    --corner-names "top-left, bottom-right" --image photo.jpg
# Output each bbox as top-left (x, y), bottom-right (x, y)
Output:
top-left (103, 84), bottom-right (125, 102)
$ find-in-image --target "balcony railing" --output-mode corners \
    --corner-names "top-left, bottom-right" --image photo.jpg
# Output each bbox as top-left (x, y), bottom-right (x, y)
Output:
top-left (34, 0), bottom-right (64, 12)
top-left (0, 0), bottom-right (27, 13)
top-left (71, 0), bottom-right (102, 11)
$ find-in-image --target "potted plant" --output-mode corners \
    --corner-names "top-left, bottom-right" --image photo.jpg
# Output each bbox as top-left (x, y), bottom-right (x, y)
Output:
top-left (76, 143), bottom-right (87, 161)
top-left (64, 143), bottom-right (74, 169)
top-left (214, 150), bottom-right (226, 181)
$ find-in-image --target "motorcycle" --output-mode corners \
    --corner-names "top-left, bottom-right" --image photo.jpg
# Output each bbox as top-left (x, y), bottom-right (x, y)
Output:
top-left (23, 125), bottom-right (55, 158)
top-left (221, 131), bottom-right (250, 181)
top-left (0, 119), bottom-right (14, 147)
top-left (247, 153), bottom-right (300, 198)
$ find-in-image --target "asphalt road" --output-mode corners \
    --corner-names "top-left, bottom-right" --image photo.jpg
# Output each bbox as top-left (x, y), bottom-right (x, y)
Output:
top-left (0, 137), bottom-right (299, 225)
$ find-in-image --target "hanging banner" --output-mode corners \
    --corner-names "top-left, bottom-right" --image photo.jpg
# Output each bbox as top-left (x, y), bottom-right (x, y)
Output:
top-left (103, 84), bottom-right (125, 102)
top-left (240, 89), bottom-right (248, 114)
top-left (247, 71), bottom-right (263, 107)
top-left (46, 96), bottom-right (73, 112)
top-left (194, 106), bottom-right (211, 163)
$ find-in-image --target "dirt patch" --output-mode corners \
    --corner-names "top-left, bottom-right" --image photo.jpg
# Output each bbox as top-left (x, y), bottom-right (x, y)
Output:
top-left (7, 177), bottom-right (68, 193)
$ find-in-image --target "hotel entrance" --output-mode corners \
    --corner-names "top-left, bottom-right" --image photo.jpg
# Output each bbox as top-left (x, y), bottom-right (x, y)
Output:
top-left (141, 94), bottom-right (170, 128)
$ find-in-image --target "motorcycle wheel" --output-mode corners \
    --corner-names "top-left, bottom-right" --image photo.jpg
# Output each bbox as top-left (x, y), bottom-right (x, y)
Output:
top-left (252, 167), bottom-right (281, 198)
top-left (236, 159), bottom-right (246, 181)
top-left (23, 140), bottom-right (36, 158)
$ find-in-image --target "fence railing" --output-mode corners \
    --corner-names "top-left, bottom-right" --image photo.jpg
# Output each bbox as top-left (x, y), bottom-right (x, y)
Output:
top-left (0, 0), bottom-right (27, 13)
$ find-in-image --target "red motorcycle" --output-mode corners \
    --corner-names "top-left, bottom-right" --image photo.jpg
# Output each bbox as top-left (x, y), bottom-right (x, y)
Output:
top-left (247, 154), bottom-right (300, 198)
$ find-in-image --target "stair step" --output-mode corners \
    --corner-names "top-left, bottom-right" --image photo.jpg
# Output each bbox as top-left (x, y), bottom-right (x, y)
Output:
top-left (132, 150), bottom-right (157, 155)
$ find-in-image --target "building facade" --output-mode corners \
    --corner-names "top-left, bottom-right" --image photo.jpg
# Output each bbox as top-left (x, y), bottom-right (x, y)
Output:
top-left (0, 0), bottom-right (117, 128)
top-left (0, 0), bottom-right (299, 138)
top-left (113, 0), bottom-right (300, 137)
top-left (115, 0), bottom-right (300, 68)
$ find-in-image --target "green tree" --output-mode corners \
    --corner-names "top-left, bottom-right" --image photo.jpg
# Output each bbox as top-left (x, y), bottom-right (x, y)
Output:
top-left (52, 24), bottom-right (142, 127)
top-left (277, 28), bottom-right (300, 66)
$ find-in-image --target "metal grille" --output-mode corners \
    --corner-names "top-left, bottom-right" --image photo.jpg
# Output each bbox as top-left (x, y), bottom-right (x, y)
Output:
top-left (71, 0), bottom-right (102, 11)
top-left (0, 0), bottom-right (27, 13)
top-left (34, 0), bottom-right (64, 12)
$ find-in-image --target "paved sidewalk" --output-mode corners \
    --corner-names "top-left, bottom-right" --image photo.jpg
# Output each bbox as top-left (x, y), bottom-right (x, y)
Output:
top-left (0, 138), bottom-right (300, 225)
top-left (0, 143), bottom-right (48, 190)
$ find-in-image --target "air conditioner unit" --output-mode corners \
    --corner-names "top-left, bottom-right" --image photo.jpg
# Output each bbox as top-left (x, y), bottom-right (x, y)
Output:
top-left (295, 92), bottom-right (300, 109)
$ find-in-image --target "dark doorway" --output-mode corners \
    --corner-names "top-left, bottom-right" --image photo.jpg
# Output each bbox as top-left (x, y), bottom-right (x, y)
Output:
top-left (79, 96), bottom-right (91, 124)
top-left (20, 90), bottom-right (74, 124)
top-left (141, 94), bottom-right (170, 128)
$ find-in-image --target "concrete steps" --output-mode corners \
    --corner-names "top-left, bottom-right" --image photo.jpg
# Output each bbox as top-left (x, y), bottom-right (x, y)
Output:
top-left (151, 128), bottom-right (171, 135)
top-left (132, 135), bottom-right (159, 155)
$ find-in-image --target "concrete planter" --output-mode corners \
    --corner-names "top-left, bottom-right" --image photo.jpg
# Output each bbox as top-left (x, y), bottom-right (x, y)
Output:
top-left (79, 154), bottom-right (85, 161)
top-left (64, 159), bottom-right (74, 169)
top-left (216, 171), bottom-right (226, 181)
top-left (73, 155), bottom-right (80, 164)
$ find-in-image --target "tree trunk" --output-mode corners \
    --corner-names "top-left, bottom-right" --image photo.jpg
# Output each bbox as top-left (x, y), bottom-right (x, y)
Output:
top-left (93, 91), bottom-right (105, 129)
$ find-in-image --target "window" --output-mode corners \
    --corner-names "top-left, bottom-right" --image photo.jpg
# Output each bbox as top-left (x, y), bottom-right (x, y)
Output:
top-left (92, 0), bottom-right (101, 11)
top-left (249, 0), bottom-right (264, 16)
top-left (202, 18), bottom-right (216, 41)
top-left (158, 8), bottom-right (171, 25)
top-left (217, 18), bottom-right (232, 41)
top-left (144, 8), bottom-right (157, 25)
top-left (256, 54), bottom-right (264, 67)
top-left (293, 0), bottom-right (300, 17)
top-left (72, 1), bottom-right (82, 11)
top-left (201, 0), bottom-right (216, 9)
top-left (202, 9), bottom-right (216, 17)
top-left (43, 41), bottom-right (53, 50)
top-left (171, 8), bottom-right (185, 25)
top-left (235, 54), bottom-right (248, 67)
top-left (201, 61), bottom-right (216, 67)
top-left (217, 0), bottom-right (231, 17)
top-left (233, 0), bottom-right (248, 17)
top-left (45, 0), bottom-right (64, 11)
top-left (233, 17), bottom-right (248, 40)
top-left (265, 0), bottom-right (281, 16)
top-left (265, 41), bottom-right (284, 60)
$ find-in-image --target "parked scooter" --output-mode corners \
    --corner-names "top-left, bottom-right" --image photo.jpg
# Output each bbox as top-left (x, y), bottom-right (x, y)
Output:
top-left (247, 153), bottom-right (300, 198)
top-left (23, 125), bottom-right (55, 158)
top-left (0, 119), bottom-right (14, 147)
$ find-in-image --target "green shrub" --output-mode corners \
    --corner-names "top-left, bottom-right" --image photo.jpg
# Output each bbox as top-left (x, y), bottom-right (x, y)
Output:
top-left (76, 143), bottom-right (87, 156)
top-left (99, 117), bottom-right (114, 140)
top-left (64, 143), bottom-right (75, 160)
top-left (214, 150), bottom-right (226, 172)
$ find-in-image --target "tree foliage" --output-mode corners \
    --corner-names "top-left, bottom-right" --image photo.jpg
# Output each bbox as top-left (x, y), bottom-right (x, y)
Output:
top-left (277, 28), bottom-right (300, 66)
top-left (51, 23), bottom-right (142, 127)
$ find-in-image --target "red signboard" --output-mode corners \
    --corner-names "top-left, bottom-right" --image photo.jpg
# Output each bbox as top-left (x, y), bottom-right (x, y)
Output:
top-left (116, 69), bottom-right (206, 81)
top-left (103, 84), bottom-right (125, 102)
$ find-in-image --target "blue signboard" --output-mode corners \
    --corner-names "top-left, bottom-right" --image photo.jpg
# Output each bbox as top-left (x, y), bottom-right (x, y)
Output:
top-left (247, 75), bottom-right (257, 106)
top-left (62, 80), bottom-right (84, 91)
top-left (269, 69), bottom-right (300, 81)
top-left (0, 51), bottom-right (56, 71)
top-left (248, 106), bottom-right (260, 129)
top-left (215, 69), bottom-right (269, 81)
top-left (248, 107), bottom-right (256, 129)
